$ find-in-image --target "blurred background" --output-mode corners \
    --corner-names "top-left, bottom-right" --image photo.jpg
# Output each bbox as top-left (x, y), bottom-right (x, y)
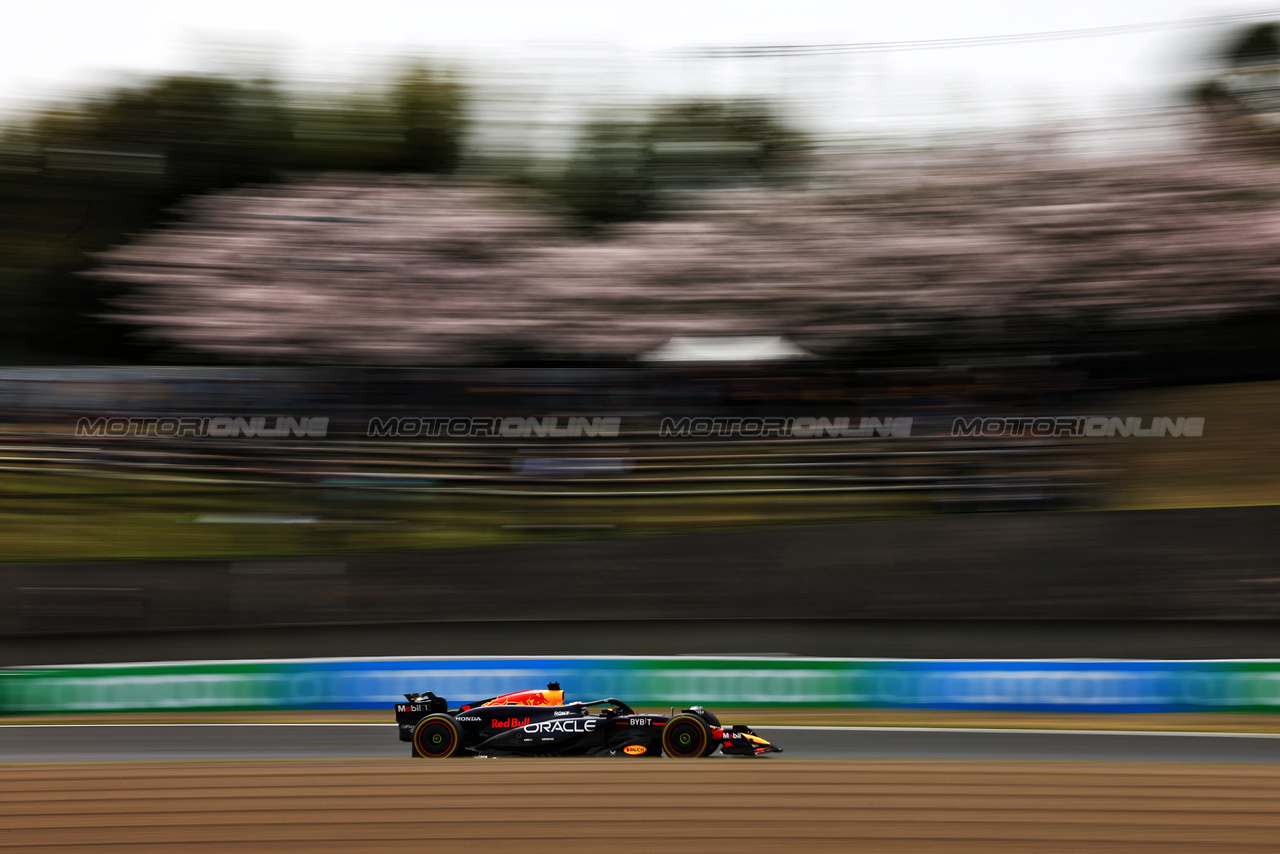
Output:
top-left (3, 1), bottom-right (1280, 661)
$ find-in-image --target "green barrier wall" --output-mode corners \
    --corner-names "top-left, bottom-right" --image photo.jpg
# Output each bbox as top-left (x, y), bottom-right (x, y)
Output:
top-left (6, 657), bottom-right (1280, 714)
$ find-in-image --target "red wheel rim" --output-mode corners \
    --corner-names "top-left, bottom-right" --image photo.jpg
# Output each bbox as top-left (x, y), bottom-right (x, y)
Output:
top-left (416, 720), bottom-right (456, 757)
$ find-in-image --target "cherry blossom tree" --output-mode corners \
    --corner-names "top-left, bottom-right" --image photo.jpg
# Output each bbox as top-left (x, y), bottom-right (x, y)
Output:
top-left (96, 145), bottom-right (1280, 364)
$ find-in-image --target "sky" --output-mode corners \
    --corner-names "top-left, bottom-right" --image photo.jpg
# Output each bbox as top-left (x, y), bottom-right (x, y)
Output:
top-left (3, 0), bottom-right (1279, 138)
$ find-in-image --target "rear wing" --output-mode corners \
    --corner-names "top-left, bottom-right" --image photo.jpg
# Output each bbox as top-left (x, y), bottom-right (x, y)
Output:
top-left (402, 691), bottom-right (448, 713)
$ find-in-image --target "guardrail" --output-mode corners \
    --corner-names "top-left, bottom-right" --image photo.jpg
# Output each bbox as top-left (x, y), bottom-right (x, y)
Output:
top-left (0, 418), bottom-right (1098, 502)
top-left (4, 657), bottom-right (1279, 714)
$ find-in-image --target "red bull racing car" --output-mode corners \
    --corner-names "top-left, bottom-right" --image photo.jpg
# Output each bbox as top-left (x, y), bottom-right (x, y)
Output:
top-left (395, 682), bottom-right (781, 758)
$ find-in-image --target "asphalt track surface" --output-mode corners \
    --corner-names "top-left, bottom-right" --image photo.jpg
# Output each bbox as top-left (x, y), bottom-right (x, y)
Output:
top-left (5, 722), bottom-right (1280, 763)
top-left (6, 725), bottom-right (1280, 852)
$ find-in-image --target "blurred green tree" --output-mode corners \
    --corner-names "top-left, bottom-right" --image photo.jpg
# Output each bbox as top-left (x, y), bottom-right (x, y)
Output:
top-left (33, 75), bottom-right (293, 194)
top-left (556, 98), bottom-right (805, 225)
top-left (391, 63), bottom-right (468, 173)
top-left (0, 63), bottom-right (468, 361)
top-left (1224, 22), bottom-right (1280, 66)
top-left (644, 99), bottom-right (803, 188)
top-left (289, 64), bottom-right (467, 174)
top-left (558, 118), bottom-right (653, 223)
top-left (1192, 21), bottom-right (1280, 131)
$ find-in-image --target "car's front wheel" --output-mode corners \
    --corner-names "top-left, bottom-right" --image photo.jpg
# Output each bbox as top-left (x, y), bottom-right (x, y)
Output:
top-left (662, 713), bottom-right (711, 759)
top-left (412, 714), bottom-right (463, 758)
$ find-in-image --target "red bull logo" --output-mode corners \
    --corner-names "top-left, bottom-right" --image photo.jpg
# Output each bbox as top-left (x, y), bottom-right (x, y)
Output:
top-left (481, 688), bottom-right (565, 707)
top-left (490, 717), bottom-right (530, 729)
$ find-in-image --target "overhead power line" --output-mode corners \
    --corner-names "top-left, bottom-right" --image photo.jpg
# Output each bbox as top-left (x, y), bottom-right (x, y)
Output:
top-left (687, 9), bottom-right (1280, 57)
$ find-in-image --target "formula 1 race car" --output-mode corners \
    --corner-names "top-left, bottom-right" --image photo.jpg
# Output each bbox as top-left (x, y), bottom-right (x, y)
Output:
top-left (395, 682), bottom-right (781, 759)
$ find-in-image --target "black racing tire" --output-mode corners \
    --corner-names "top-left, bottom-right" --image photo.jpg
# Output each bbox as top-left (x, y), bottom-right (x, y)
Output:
top-left (695, 708), bottom-right (721, 728)
top-left (692, 709), bottom-right (721, 756)
top-left (412, 713), bottom-right (463, 758)
top-left (662, 713), bottom-right (711, 759)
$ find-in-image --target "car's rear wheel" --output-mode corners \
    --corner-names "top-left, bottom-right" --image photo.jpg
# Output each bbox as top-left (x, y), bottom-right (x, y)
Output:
top-left (662, 713), bottom-right (711, 759)
top-left (412, 714), bottom-right (462, 758)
